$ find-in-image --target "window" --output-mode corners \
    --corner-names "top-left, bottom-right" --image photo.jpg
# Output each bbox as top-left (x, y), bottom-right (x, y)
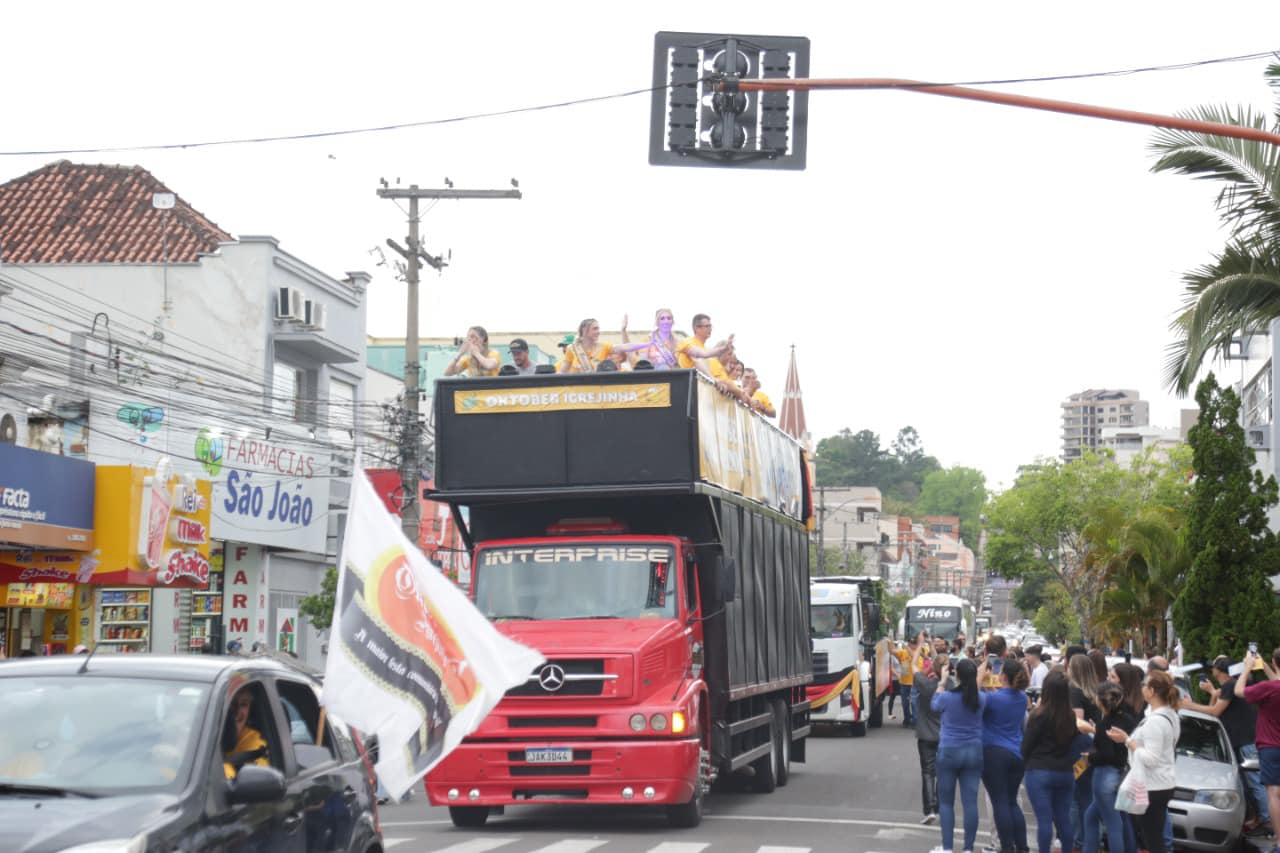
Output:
top-left (275, 678), bottom-right (337, 772)
top-left (221, 681), bottom-right (284, 779)
top-left (329, 378), bottom-right (356, 440)
top-left (684, 551), bottom-right (698, 613)
top-left (273, 360), bottom-right (304, 421)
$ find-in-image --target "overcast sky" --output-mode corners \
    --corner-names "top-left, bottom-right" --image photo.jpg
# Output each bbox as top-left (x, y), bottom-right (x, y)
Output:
top-left (5, 2), bottom-right (1279, 489)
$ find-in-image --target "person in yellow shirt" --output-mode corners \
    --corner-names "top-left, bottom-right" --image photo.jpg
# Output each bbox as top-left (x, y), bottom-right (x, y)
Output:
top-left (222, 687), bottom-right (270, 779)
top-left (677, 314), bottom-right (752, 404)
top-left (896, 635), bottom-right (920, 727)
top-left (443, 326), bottom-right (500, 377)
top-left (742, 368), bottom-right (777, 418)
top-left (559, 318), bottom-right (616, 373)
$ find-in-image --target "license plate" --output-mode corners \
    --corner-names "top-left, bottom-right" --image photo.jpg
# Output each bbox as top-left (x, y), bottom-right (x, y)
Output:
top-left (525, 747), bottom-right (573, 764)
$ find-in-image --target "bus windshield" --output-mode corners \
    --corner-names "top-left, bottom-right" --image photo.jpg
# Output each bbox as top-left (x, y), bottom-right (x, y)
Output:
top-left (474, 543), bottom-right (677, 621)
top-left (905, 605), bottom-right (963, 641)
top-left (811, 604), bottom-right (852, 639)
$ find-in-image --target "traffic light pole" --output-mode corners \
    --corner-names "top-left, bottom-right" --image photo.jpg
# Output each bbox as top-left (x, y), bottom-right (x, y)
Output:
top-left (377, 184), bottom-right (522, 543)
top-left (727, 77), bottom-right (1280, 147)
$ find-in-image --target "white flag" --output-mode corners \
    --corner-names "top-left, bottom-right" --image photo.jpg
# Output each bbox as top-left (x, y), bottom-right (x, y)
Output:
top-left (321, 467), bottom-right (543, 799)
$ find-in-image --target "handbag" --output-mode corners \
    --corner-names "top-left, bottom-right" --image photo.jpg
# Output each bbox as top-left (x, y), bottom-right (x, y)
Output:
top-left (1115, 747), bottom-right (1149, 814)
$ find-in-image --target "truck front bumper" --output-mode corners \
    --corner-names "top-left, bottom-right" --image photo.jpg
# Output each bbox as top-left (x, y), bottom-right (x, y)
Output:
top-left (426, 736), bottom-right (700, 807)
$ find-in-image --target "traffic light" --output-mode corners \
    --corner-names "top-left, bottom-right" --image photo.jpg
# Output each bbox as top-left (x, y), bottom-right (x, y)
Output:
top-left (649, 31), bottom-right (810, 170)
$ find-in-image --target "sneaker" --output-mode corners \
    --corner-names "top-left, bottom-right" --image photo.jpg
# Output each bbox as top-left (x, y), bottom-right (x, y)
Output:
top-left (1247, 824), bottom-right (1275, 839)
top-left (921, 813), bottom-right (939, 825)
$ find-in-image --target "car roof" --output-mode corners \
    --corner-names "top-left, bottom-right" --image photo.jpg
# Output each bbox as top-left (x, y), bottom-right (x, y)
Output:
top-left (0, 653), bottom-right (318, 685)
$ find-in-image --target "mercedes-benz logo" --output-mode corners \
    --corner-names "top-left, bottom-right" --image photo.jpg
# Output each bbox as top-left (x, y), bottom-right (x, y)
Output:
top-left (537, 663), bottom-right (566, 692)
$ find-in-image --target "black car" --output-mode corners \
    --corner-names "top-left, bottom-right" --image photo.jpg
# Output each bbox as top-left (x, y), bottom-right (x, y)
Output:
top-left (0, 654), bottom-right (382, 853)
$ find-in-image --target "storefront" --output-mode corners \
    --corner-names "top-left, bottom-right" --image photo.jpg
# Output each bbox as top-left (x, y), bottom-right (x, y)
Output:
top-left (0, 442), bottom-right (96, 655)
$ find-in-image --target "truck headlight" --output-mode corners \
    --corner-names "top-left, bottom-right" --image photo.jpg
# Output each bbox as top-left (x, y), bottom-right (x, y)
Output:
top-left (1193, 789), bottom-right (1240, 810)
top-left (629, 713), bottom-right (647, 732)
top-left (650, 713), bottom-right (668, 732)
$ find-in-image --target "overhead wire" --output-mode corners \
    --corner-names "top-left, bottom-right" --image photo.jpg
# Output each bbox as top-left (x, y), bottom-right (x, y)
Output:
top-left (0, 49), bottom-right (1274, 157)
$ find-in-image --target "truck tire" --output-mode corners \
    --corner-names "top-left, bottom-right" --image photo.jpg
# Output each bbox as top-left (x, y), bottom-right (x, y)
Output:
top-left (448, 805), bottom-right (490, 828)
top-left (849, 717), bottom-right (868, 737)
top-left (772, 699), bottom-right (791, 787)
top-left (668, 744), bottom-right (710, 827)
top-left (750, 711), bottom-right (778, 793)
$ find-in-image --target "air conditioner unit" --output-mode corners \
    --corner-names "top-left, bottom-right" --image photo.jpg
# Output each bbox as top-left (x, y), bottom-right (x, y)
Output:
top-left (275, 287), bottom-right (304, 321)
top-left (0, 410), bottom-right (22, 445)
top-left (302, 300), bottom-right (327, 332)
top-left (1247, 426), bottom-right (1272, 450)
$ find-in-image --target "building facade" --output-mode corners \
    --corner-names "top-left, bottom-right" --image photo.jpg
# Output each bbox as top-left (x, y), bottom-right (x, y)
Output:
top-left (1061, 388), bottom-right (1149, 461)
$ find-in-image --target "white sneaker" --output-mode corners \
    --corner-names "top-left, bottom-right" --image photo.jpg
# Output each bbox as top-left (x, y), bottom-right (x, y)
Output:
top-left (921, 813), bottom-right (939, 825)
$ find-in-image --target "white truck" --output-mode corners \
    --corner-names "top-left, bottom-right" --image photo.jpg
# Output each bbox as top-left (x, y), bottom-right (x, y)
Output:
top-left (808, 576), bottom-right (885, 737)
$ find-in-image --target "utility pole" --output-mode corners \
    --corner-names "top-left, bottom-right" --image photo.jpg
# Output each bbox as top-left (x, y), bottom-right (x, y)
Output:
top-left (377, 182), bottom-right (522, 542)
top-left (815, 486), bottom-right (826, 576)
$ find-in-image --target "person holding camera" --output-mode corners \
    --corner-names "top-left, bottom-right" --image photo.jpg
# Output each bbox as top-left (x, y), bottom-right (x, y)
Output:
top-left (1236, 645), bottom-right (1280, 843)
top-left (916, 652), bottom-right (947, 825)
top-left (931, 657), bottom-right (987, 853)
top-left (981, 655), bottom-right (1030, 853)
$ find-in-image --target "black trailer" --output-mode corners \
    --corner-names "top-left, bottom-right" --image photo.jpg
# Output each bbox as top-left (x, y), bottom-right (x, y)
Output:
top-left (428, 368), bottom-right (814, 786)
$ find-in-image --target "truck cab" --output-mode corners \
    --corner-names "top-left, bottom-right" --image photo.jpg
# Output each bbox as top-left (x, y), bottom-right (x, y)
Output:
top-left (808, 576), bottom-right (884, 736)
top-left (421, 369), bottom-right (814, 829)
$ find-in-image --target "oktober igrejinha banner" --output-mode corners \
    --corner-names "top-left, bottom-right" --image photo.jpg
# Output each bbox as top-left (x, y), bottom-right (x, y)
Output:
top-left (453, 383), bottom-right (671, 414)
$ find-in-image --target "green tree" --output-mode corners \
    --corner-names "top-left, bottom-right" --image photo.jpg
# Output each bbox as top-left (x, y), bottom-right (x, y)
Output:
top-left (1150, 65), bottom-right (1280, 393)
top-left (299, 566), bottom-right (338, 631)
top-left (808, 543), bottom-right (845, 576)
top-left (815, 429), bottom-right (888, 487)
top-left (1034, 586), bottom-right (1076, 645)
top-left (918, 466), bottom-right (987, 545)
top-left (1172, 375), bottom-right (1280, 662)
top-left (882, 591), bottom-right (909, 638)
top-left (1011, 567), bottom-right (1058, 616)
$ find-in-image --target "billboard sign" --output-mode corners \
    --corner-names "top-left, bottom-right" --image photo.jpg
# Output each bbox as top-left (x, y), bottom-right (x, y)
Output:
top-left (0, 443), bottom-right (95, 551)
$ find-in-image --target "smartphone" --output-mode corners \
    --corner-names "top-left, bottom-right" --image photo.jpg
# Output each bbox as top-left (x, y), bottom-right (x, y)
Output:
top-left (1249, 642), bottom-right (1260, 655)
top-left (986, 654), bottom-right (998, 668)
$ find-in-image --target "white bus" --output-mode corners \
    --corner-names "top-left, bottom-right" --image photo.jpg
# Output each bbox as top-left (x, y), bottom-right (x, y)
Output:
top-left (899, 592), bottom-right (973, 644)
top-left (808, 576), bottom-right (884, 736)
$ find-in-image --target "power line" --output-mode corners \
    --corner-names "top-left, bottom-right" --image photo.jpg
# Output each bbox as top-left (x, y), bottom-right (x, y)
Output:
top-left (0, 49), bottom-right (1273, 157)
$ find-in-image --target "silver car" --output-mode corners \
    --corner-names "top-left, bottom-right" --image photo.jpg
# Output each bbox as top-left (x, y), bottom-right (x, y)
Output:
top-left (1169, 709), bottom-right (1245, 851)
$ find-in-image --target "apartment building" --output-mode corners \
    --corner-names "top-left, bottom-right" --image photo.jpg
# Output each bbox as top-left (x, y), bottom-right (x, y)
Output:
top-left (1062, 389), bottom-right (1149, 461)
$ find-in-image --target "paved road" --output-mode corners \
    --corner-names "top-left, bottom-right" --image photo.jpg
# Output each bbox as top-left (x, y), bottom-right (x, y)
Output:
top-left (377, 720), bottom-right (1005, 852)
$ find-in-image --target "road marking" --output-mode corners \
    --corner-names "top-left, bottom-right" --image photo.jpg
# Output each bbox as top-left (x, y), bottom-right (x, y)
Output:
top-left (529, 842), bottom-right (609, 853)
top-left (382, 819), bottom-right (454, 826)
top-left (383, 838), bottom-right (414, 849)
top-left (645, 844), bottom-right (710, 853)
top-left (428, 838), bottom-right (520, 853)
top-left (706, 814), bottom-right (946, 831)
top-left (757, 847), bottom-right (812, 852)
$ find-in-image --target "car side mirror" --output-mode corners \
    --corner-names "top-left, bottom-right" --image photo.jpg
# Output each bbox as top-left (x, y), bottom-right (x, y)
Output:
top-left (1242, 757), bottom-right (1261, 772)
top-left (226, 764), bottom-right (287, 805)
top-left (718, 557), bottom-right (737, 605)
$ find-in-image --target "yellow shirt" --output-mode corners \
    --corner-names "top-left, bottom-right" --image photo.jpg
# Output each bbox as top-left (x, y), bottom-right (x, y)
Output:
top-left (676, 337), bottom-right (705, 369)
top-left (895, 648), bottom-right (915, 685)
top-left (456, 349), bottom-right (501, 377)
top-left (559, 342), bottom-right (613, 373)
top-left (752, 390), bottom-right (773, 410)
top-left (223, 726), bottom-right (270, 779)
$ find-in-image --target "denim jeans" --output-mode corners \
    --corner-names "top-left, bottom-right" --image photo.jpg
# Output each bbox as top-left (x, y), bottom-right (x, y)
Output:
top-left (1025, 768), bottom-right (1074, 853)
top-left (1083, 764), bottom-right (1134, 853)
top-left (905, 682), bottom-right (917, 725)
top-left (1071, 762), bottom-right (1093, 849)
top-left (982, 745), bottom-right (1028, 852)
top-left (1240, 743), bottom-right (1270, 823)
top-left (937, 742), bottom-right (983, 853)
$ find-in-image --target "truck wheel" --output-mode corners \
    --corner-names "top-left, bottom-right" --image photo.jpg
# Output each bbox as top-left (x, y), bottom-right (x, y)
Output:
top-left (448, 805), bottom-right (490, 828)
top-left (772, 699), bottom-right (791, 787)
top-left (750, 712), bottom-right (778, 793)
top-left (849, 718), bottom-right (868, 737)
top-left (667, 745), bottom-right (709, 828)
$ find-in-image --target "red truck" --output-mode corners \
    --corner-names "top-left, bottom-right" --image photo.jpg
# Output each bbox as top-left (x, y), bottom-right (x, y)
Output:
top-left (423, 368), bottom-right (814, 828)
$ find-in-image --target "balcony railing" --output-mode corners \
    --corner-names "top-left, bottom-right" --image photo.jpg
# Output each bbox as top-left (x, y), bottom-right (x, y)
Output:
top-left (1243, 360), bottom-right (1273, 429)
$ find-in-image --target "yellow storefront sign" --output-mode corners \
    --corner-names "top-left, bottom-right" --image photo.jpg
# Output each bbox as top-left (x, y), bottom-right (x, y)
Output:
top-left (454, 383), bottom-right (671, 414)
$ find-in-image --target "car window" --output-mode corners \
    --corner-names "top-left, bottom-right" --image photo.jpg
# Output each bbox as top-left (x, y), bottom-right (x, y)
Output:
top-left (220, 680), bottom-right (284, 780)
top-left (275, 679), bottom-right (337, 772)
top-left (0, 675), bottom-right (210, 794)
top-left (324, 710), bottom-right (357, 764)
top-left (1177, 715), bottom-right (1230, 763)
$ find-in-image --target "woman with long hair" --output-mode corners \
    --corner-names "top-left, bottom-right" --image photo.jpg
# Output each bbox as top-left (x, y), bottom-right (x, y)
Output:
top-left (1107, 669), bottom-right (1181, 853)
top-left (1067, 653), bottom-right (1101, 847)
top-left (1110, 662), bottom-right (1145, 717)
top-left (981, 656), bottom-right (1030, 853)
top-left (1081, 681), bottom-right (1139, 853)
top-left (1022, 671), bottom-right (1078, 853)
top-left (559, 318), bottom-right (612, 373)
top-left (931, 657), bottom-right (987, 853)
top-left (443, 325), bottom-right (500, 376)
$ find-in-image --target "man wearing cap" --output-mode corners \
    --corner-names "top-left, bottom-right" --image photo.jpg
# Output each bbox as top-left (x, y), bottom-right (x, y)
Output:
top-left (1238, 646), bottom-right (1280, 846)
top-left (1187, 655), bottom-right (1270, 835)
top-left (508, 339), bottom-right (537, 375)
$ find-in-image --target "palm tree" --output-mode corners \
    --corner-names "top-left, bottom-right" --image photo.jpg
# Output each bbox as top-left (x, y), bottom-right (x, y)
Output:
top-left (1084, 505), bottom-right (1188, 653)
top-left (1151, 64), bottom-right (1280, 394)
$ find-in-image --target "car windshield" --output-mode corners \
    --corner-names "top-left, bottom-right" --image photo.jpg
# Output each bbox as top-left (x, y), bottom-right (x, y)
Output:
top-left (0, 675), bottom-right (210, 794)
top-left (474, 543), bottom-right (677, 620)
top-left (811, 604), bottom-right (852, 638)
top-left (1176, 715), bottom-right (1230, 763)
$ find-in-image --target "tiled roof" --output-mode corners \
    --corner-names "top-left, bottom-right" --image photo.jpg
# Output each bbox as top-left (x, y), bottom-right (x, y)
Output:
top-left (0, 160), bottom-right (232, 263)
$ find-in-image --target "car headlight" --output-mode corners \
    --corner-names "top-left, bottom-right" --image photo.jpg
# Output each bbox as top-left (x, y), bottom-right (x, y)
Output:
top-left (59, 837), bottom-right (147, 853)
top-left (1193, 789), bottom-right (1240, 810)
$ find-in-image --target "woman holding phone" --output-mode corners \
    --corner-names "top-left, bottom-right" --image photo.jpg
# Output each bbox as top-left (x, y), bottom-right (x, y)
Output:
top-left (981, 656), bottom-right (1030, 853)
top-left (931, 656), bottom-right (987, 853)
top-left (1022, 670), bottom-right (1078, 853)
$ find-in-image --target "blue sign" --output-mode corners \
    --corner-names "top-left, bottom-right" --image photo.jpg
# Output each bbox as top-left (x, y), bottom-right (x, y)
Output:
top-left (0, 443), bottom-right (95, 550)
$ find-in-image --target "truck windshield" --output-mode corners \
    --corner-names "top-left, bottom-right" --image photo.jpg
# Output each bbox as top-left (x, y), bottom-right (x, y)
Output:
top-left (811, 604), bottom-right (852, 639)
top-left (474, 543), bottom-right (677, 621)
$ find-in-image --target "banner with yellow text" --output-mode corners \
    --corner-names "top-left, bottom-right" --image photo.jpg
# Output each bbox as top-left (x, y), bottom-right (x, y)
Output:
top-left (454, 382), bottom-right (671, 414)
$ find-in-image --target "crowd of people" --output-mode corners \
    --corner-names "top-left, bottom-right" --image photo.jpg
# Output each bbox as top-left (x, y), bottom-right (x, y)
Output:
top-left (889, 632), bottom-right (1280, 853)
top-left (440, 311), bottom-right (777, 418)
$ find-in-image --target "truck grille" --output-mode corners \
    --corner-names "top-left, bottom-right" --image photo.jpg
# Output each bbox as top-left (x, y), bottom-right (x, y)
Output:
top-left (508, 716), bottom-right (597, 728)
top-left (812, 651), bottom-right (829, 675)
top-left (507, 658), bottom-right (609, 697)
